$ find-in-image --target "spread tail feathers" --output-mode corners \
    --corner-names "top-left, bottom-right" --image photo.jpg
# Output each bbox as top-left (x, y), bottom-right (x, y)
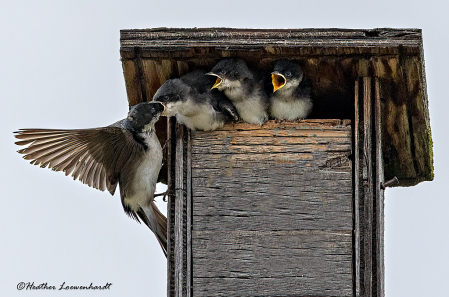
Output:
top-left (137, 202), bottom-right (167, 257)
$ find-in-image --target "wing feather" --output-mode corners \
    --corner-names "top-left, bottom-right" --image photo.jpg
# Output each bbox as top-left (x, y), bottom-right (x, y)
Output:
top-left (14, 127), bottom-right (143, 195)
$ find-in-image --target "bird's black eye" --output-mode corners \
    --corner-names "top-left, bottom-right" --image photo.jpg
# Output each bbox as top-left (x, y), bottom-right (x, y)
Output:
top-left (220, 69), bottom-right (226, 75)
top-left (285, 71), bottom-right (292, 77)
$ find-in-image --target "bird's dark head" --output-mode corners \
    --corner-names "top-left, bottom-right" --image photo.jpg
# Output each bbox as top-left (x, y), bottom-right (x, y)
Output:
top-left (271, 60), bottom-right (304, 93)
top-left (153, 79), bottom-right (190, 103)
top-left (153, 79), bottom-right (191, 117)
top-left (207, 58), bottom-right (251, 91)
top-left (127, 101), bottom-right (165, 132)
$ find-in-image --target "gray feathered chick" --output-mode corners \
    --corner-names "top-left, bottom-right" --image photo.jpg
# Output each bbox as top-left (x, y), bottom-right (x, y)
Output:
top-left (153, 70), bottom-right (239, 131)
top-left (207, 58), bottom-right (268, 125)
top-left (270, 60), bottom-right (312, 120)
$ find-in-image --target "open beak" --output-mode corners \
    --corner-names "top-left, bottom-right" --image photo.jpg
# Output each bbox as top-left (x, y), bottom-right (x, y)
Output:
top-left (206, 72), bottom-right (223, 89)
top-left (272, 72), bottom-right (286, 93)
top-left (158, 102), bottom-right (168, 116)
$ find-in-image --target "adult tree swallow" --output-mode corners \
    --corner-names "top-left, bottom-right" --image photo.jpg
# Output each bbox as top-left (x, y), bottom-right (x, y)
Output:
top-left (153, 69), bottom-right (239, 131)
top-left (14, 102), bottom-right (168, 256)
top-left (207, 58), bottom-right (269, 125)
top-left (270, 60), bottom-right (313, 120)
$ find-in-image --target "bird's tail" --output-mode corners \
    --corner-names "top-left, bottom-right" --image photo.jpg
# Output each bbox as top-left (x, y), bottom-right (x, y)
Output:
top-left (137, 202), bottom-right (168, 257)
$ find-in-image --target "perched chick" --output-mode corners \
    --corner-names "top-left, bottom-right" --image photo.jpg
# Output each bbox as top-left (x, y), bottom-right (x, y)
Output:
top-left (153, 70), bottom-right (239, 131)
top-left (207, 58), bottom-right (268, 124)
top-left (14, 102), bottom-right (168, 256)
top-left (270, 60), bottom-right (312, 120)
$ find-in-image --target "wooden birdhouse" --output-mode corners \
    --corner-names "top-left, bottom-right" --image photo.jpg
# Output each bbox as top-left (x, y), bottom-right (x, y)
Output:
top-left (120, 28), bottom-right (433, 297)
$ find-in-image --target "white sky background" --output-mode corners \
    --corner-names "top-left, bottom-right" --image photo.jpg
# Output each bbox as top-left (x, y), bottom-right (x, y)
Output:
top-left (1, 1), bottom-right (447, 296)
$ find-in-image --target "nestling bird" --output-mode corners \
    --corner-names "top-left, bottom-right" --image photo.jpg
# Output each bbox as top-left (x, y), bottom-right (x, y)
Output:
top-left (207, 58), bottom-right (269, 124)
top-left (270, 60), bottom-right (313, 120)
top-left (14, 102), bottom-right (168, 256)
top-left (153, 69), bottom-right (239, 131)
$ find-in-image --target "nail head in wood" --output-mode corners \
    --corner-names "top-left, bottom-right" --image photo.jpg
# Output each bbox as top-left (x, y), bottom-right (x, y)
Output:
top-left (381, 176), bottom-right (399, 189)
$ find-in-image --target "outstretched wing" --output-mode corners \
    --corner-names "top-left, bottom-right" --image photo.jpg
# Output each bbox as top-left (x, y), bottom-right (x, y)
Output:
top-left (14, 126), bottom-right (143, 195)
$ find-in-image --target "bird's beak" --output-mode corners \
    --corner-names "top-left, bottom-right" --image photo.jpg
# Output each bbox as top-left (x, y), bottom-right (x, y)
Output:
top-left (272, 72), bottom-right (286, 93)
top-left (157, 102), bottom-right (167, 116)
top-left (206, 73), bottom-right (223, 89)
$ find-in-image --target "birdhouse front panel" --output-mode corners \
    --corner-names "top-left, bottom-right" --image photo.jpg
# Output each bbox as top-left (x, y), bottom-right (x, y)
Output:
top-left (189, 120), bottom-right (352, 296)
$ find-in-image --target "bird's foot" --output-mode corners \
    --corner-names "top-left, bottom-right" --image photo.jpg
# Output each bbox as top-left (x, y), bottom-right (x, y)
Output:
top-left (274, 119), bottom-right (288, 123)
top-left (154, 189), bottom-right (173, 202)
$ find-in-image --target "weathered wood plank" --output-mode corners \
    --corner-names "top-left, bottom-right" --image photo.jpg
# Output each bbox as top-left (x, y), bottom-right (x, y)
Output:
top-left (121, 59), bottom-right (142, 106)
top-left (140, 59), bottom-right (172, 100)
top-left (186, 130), bottom-right (192, 297)
top-left (191, 135), bottom-right (351, 147)
top-left (192, 204), bottom-right (352, 232)
top-left (167, 117), bottom-right (176, 297)
top-left (362, 77), bottom-right (374, 296)
top-left (193, 230), bottom-right (352, 277)
top-left (120, 28), bottom-right (422, 54)
top-left (192, 231), bottom-right (352, 296)
top-left (193, 276), bottom-right (352, 297)
top-left (354, 78), bottom-right (361, 296)
top-left (354, 77), bottom-right (386, 296)
top-left (192, 170), bottom-right (352, 185)
top-left (213, 119), bottom-right (351, 130)
top-left (174, 123), bottom-right (185, 297)
top-left (192, 144), bottom-right (350, 155)
top-left (190, 152), bottom-right (350, 169)
top-left (375, 77), bottom-right (385, 297)
top-left (173, 124), bottom-right (191, 297)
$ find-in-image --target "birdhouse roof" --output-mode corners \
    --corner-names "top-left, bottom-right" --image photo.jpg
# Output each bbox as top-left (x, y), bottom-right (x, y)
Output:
top-left (119, 28), bottom-right (433, 187)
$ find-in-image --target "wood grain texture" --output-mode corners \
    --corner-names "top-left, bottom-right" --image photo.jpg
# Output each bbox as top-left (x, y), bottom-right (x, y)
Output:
top-left (354, 78), bottom-right (385, 296)
top-left (120, 28), bottom-right (433, 187)
top-left (193, 230), bottom-right (353, 297)
top-left (375, 77), bottom-right (386, 297)
top-left (120, 28), bottom-right (422, 56)
top-left (121, 59), bottom-right (142, 106)
top-left (189, 121), bottom-right (353, 296)
top-left (167, 117), bottom-right (176, 297)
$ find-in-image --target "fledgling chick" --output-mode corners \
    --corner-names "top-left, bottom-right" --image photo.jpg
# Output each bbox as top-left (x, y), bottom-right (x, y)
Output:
top-left (207, 58), bottom-right (269, 125)
top-left (270, 60), bottom-right (312, 120)
top-left (14, 102), bottom-right (168, 256)
top-left (153, 70), bottom-right (239, 131)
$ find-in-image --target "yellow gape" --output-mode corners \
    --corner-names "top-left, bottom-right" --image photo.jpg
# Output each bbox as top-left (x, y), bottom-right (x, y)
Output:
top-left (271, 72), bottom-right (286, 92)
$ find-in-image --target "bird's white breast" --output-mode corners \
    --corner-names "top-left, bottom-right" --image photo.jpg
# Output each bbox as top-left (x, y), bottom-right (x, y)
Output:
top-left (175, 98), bottom-right (224, 131)
top-left (125, 132), bottom-right (163, 210)
top-left (270, 94), bottom-right (313, 120)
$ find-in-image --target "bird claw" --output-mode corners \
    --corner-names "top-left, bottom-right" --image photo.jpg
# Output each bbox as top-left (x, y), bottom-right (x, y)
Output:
top-left (274, 119), bottom-right (288, 124)
top-left (154, 189), bottom-right (173, 202)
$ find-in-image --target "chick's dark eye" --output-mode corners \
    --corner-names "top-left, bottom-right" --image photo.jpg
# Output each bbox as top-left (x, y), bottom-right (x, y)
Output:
top-left (285, 71), bottom-right (292, 77)
top-left (220, 69), bottom-right (226, 75)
